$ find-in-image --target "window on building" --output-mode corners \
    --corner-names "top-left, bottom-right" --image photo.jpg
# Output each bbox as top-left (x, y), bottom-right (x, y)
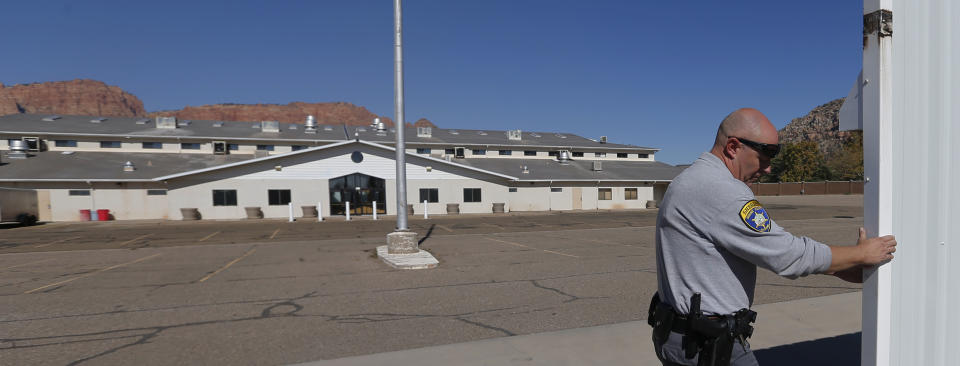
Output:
top-left (212, 190), bottom-right (238, 206)
top-left (548, 151), bottom-right (559, 157)
top-left (68, 190), bottom-right (91, 196)
top-left (472, 149), bottom-right (486, 155)
top-left (595, 152), bottom-right (606, 158)
top-left (292, 145), bottom-right (308, 151)
top-left (100, 141), bottom-right (122, 148)
top-left (499, 150), bottom-right (512, 156)
top-left (463, 188), bottom-right (482, 202)
top-left (617, 153), bottom-right (629, 158)
top-left (508, 187), bottom-right (518, 192)
top-left (639, 153), bottom-right (649, 158)
top-left (416, 148), bottom-right (431, 154)
top-left (256, 145), bottom-right (275, 151)
top-left (572, 151), bottom-right (584, 157)
top-left (147, 189), bottom-right (168, 196)
top-left (267, 189), bottom-right (291, 205)
top-left (625, 188), bottom-right (638, 200)
top-left (551, 187), bottom-right (562, 193)
top-left (598, 188), bottom-right (612, 200)
top-left (181, 143), bottom-right (201, 150)
top-left (445, 148), bottom-right (455, 155)
top-left (524, 150), bottom-right (537, 156)
top-left (142, 142), bottom-right (163, 149)
top-left (55, 140), bottom-right (78, 147)
top-left (419, 188), bottom-right (439, 203)
top-left (228, 144), bottom-right (240, 151)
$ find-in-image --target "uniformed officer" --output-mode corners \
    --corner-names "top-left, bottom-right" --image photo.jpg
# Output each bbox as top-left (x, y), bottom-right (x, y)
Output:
top-left (650, 108), bottom-right (897, 366)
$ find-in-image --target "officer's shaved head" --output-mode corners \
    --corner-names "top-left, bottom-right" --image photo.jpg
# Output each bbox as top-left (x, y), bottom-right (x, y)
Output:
top-left (710, 108), bottom-right (779, 183)
top-left (712, 108), bottom-right (777, 149)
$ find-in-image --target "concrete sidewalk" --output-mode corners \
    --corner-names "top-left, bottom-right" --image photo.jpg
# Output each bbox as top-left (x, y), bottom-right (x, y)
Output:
top-left (297, 292), bottom-right (862, 366)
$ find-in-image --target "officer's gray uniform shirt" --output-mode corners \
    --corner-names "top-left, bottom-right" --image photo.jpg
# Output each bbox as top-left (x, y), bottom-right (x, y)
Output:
top-left (656, 152), bottom-right (832, 315)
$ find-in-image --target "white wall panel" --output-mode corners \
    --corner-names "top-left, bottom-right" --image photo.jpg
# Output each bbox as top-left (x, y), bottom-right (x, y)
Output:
top-left (880, 1), bottom-right (960, 365)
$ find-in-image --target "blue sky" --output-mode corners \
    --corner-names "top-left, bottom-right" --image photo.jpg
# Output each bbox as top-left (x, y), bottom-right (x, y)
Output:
top-left (0, 0), bottom-right (861, 165)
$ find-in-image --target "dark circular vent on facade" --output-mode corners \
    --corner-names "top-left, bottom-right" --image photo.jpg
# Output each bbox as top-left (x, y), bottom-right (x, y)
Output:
top-left (351, 151), bottom-right (364, 163)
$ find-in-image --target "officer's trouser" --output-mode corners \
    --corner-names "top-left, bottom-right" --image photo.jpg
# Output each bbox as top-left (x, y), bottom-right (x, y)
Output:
top-left (653, 330), bottom-right (759, 366)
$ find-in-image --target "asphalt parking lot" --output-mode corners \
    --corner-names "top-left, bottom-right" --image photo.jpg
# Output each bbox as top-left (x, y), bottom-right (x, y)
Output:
top-left (1, 195), bottom-right (864, 365)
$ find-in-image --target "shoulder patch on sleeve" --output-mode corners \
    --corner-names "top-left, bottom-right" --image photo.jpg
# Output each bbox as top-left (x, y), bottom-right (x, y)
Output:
top-left (739, 200), bottom-right (771, 232)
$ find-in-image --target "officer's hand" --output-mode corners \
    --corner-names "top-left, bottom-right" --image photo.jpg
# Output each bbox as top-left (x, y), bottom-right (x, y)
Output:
top-left (857, 227), bottom-right (897, 266)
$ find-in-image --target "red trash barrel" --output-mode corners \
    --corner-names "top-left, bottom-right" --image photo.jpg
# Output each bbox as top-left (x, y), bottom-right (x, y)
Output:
top-left (80, 209), bottom-right (91, 221)
top-left (96, 209), bottom-right (110, 221)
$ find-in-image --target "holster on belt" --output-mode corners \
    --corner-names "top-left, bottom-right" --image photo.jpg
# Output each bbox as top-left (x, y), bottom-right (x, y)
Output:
top-left (647, 292), bottom-right (675, 348)
top-left (648, 292), bottom-right (757, 366)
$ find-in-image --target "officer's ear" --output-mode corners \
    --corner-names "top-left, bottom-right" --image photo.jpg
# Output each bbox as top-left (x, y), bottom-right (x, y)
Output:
top-left (723, 137), bottom-right (741, 159)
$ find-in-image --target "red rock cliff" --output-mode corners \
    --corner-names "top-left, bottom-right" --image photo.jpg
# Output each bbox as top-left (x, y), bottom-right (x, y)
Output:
top-left (148, 102), bottom-right (402, 127)
top-left (0, 79), bottom-right (146, 117)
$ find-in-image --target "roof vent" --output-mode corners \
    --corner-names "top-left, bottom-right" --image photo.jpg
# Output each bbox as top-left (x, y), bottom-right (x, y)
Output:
top-left (123, 161), bottom-right (136, 172)
top-left (449, 130), bottom-right (460, 135)
top-left (592, 161), bottom-right (603, 171)
top-left (376, 121), bottom-right (387, 134)
top-left (42, 115), bottom-right (62, 122)
top-left (288, 125), bottom-right (298, 130)
top-left (371, 117), bottom-right (380, 128)
top-left (304, 115), bottom-right (318, 134)
top-left (323, 126), bottom-right (333, 131)
top-left (213, 121), bottom-right (224, 127)
top-left (90, 117), bottom-right (106, 123)
top-left (260, 120), bottom-right (280, 133)
top-left (556, 133), bottom-right (566, 139)
top-left (177, 120), bottom-right (192, 127)
top-left (558, 150), bottom-right (571, 163)
top-left (478, 131), bottom-right (488, 136)
top-left (252, 124), bottom-right (261, 129)
top-left (600, 136), bottom-right (607, 144)
top-left (156, 116), bottom-right (177, 129)
top-left (357, 127), bottom-right (367, 132)
top-left (507, 130), bottom-right (522, 140)
top-left (417, 127), bottom-right (432, 137)
top-left (7, 140), bottom-right (28, 159)
top-left (530, 133), bottom-right (541, 138)
top-left (135, 118), bottom-right (151, 125)
top-left (522, 165), bottom-right (529, 174)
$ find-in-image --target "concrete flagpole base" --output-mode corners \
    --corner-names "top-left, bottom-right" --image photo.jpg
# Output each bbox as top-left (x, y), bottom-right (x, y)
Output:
top-left (379, 230), bottom-right (438, 269)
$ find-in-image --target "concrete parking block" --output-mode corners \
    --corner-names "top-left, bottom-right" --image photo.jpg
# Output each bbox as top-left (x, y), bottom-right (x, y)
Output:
top-left (376, 245), bottom-right (439, 269)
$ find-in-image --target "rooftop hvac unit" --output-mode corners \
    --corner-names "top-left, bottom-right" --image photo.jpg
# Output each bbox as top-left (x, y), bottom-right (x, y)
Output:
top-left (592, 161), bottom-right (603, 171)
top-left (417, 127), bottom-right (432, 137)
top-left (454, 147), bottom-right (465, 159)
top-left (260, 121), bottom-right (280, 133)
top-left (304, 115), bottom-right (317, 134)
top-left (122, 161), bottom-right (136, 172)
top-left (558, 150), bottom-right (571, 163)
top-left (7, 140), bottom-right (28, 159)
top-left (507, 129), bottom-right (522, 141)
top-left (371, 117), bottom-right (380, 128)
top-left (156, 116), bottom-right (177, 129)
top-left (22, 137), bottom-right (41, 152)
top-left (600, 136), bottom-right (608, 144)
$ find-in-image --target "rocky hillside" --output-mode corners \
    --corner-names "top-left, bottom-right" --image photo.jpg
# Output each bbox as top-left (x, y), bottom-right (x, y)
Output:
top-left (778, 98), bottom-right (853, 159)
top-left (0, 79), bottom-right (437, 128)
top-left (0, 80), bottom-right (146, 117)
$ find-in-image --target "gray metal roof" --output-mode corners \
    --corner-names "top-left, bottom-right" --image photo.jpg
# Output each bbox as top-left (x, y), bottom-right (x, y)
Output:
top-left (0, 114), bottom-right (347, 142)
top-left (0, 113), bottom-right (656, 150)
top-left (353, 126), bottom-right (656, 151)
top-left (0, 151), bottom-right (249, 181)
top-left (453, 158), bottom-right (683, 182)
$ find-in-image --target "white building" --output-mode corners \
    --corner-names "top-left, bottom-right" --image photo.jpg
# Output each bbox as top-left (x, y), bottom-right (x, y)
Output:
top-left (0, 114), bottom-right (682, 222)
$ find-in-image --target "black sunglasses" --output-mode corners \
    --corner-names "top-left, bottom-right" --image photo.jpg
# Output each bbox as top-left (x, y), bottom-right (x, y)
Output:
top-left (733, 137), bottom-right (780, 159)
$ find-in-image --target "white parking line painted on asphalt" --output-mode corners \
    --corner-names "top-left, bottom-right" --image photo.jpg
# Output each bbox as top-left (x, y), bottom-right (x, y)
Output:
top-left (435, 225), bottom-right (454, 232)
top-left (2, 258), bottom-right (55, 271)
top-left (269, 229), bottom-right (281, 240)
top-left (119, 233), bottom-right (154, 247)
top-left (197, 248), bottom-right (257, 283)
top-left (24, 253), bottom-right (162, 294)
top-left (198, 231), bottom-right (221, 242)
top-left (483, 237), bottom-right (579, 258)
top-left (34, 236), bottom-right (82, 248)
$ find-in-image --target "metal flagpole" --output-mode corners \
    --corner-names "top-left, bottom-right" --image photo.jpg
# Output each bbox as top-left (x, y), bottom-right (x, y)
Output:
top-left (393, 0), bottom-right (409, 231)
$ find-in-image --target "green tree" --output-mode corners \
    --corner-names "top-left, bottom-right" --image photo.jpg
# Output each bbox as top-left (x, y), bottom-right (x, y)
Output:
top-left (765, 141), bottom-right (831, 182)
top-left (827, 130), bottom-right (864, 180)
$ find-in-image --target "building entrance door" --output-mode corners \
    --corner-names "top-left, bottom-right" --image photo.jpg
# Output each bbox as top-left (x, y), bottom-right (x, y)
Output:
top-left (572, 187), bottom-right (583, 210)
top-left (329, 173), bottom-right (386, 216)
